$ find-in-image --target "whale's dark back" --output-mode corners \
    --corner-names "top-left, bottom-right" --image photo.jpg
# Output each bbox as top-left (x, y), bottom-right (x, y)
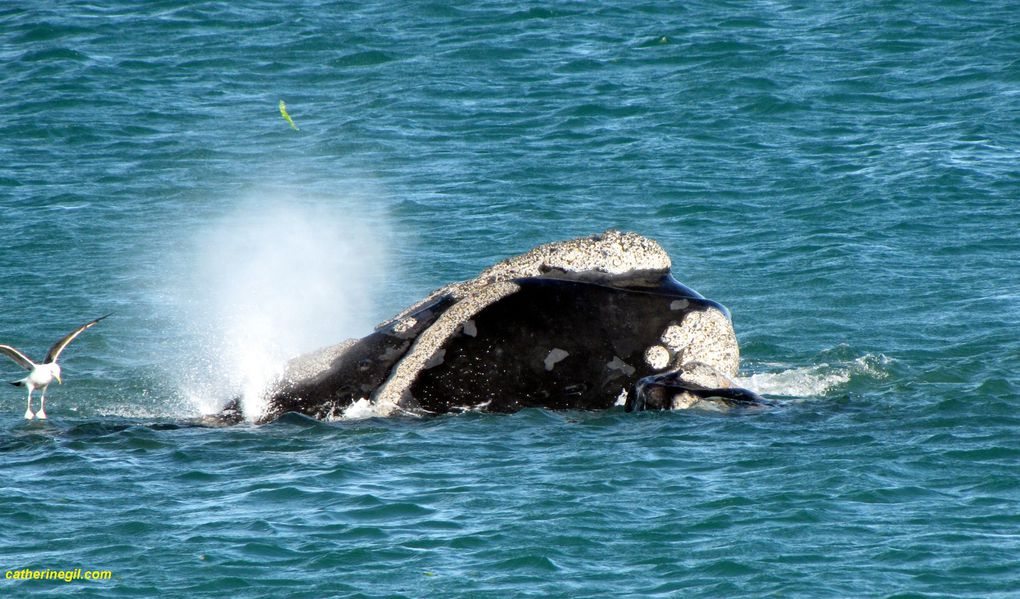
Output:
top-left (408, 277), bottom-right (722, 413)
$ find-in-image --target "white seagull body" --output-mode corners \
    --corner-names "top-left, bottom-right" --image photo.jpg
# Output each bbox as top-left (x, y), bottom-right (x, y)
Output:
top-left (1, 314), bottom-right (109, 420)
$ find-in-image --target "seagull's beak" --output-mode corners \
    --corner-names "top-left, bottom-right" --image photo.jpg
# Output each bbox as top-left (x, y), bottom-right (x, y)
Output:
top-left (56, 374), bottom-right (62, 384)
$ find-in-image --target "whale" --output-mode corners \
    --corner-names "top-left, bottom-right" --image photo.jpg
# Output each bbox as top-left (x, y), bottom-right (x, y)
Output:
top-left (215, 231), bottom-right (765, 424)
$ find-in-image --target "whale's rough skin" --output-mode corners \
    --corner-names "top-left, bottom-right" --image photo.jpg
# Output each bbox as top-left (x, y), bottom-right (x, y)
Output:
top-left (229, 230), bottom-right (747, 424)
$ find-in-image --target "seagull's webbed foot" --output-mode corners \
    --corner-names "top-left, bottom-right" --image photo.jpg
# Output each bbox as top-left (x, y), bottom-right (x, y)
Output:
top-left (24, 408), bottom-right (34, 420)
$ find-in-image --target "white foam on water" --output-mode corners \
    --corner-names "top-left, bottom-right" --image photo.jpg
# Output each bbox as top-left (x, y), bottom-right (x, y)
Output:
top-left (735, 354), bottom-right (889, 399)
top-left (337, 397), bottom-right (382, 420)
top-left (164, 189), bottom-right (391, 421)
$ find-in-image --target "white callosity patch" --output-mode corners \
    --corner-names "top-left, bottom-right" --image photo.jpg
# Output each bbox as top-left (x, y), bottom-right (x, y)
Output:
top-left (606, 356), bottom-right (636, 376)
top-left (544, 348), bottom-right (570, 371)
top-left (461, 320), bottom-right (477, 337)
top-left (392, 316), bottom-right (418, 337)
top-left (645, 357), bottom-right (747, 413)
top-left (670, 299), bottom-right (690, 311)
top-left (662, 323), bottom-right (694, 352)
top-left (474, 229), bottom-right (671, 283)
top-left (644, 345), bottom-right (671, 370)
top-left (672, 392), bottom-right (701, 410)
top-left (660, 308), bottom-right (739, 377)
top-left (676, 361), bottom-right (735, 388)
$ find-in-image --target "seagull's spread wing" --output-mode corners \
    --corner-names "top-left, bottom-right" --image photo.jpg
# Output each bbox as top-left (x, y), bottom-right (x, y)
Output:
top-left (44, 314), bottom-right (111, 364)
top-left (0, 345), bottom-right (36, 370)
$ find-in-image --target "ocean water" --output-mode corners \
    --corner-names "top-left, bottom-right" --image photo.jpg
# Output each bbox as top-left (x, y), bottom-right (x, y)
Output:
top-left (2, 1), bottom-right (1019, 597)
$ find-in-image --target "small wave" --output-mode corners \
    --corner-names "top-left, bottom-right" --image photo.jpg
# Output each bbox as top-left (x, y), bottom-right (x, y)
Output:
top-left (735, 354), bottom-right (889, 398)
top-left (48, 202), bottom-right (93, 211)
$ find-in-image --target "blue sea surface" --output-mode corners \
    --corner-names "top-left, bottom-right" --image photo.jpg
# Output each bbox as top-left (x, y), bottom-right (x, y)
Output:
top-left (2, 2), bottom-right (1019, 597)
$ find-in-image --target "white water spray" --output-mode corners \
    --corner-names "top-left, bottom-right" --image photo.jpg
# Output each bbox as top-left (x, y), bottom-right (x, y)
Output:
top-left (168, 192), bottom-right (391, 421)
top-left (735, 354), bottom-right (890, 399)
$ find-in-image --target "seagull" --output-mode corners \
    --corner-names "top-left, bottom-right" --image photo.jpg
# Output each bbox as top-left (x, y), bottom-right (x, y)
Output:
top-left (1, 314), bottom-right (110, 420)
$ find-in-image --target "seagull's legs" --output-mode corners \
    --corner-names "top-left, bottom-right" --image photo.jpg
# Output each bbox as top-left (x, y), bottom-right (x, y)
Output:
top-left (37, 387), bottom-right (47, 419)
top-left (24, 386), bottom-right (34, 420)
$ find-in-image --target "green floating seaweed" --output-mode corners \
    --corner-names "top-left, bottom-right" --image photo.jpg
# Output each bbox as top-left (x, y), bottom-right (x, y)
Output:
top-left (279, 100), bottom-right (299, 131)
